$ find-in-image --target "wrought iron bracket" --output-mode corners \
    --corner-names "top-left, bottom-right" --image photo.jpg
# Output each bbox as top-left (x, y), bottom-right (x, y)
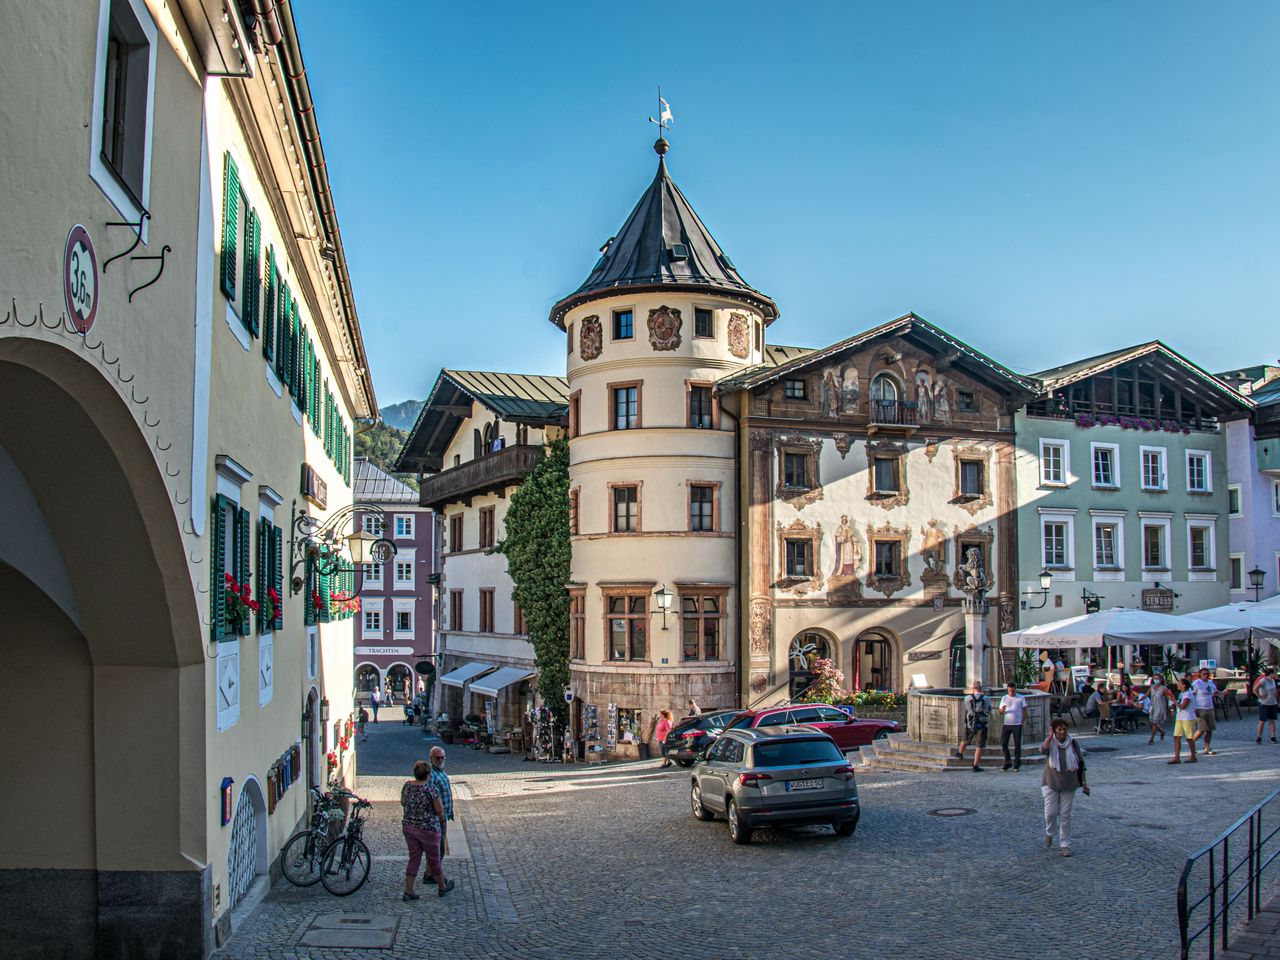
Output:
top-left (288, 499), bottom-right (397, 595)
top-left (103, 210), bottom-right (150, 272)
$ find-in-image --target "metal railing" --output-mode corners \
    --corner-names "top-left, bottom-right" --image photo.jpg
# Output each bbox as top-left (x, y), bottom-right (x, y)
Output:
top-left (869, 399), bottom-right (917, 426)
top-left (1177, 786), bottom-right (1280, 959)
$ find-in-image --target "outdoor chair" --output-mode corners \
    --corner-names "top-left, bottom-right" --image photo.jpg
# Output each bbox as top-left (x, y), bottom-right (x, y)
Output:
top-left (1215, 690), bottom-right (1243, 722)
top-left (1094, 701), bottom-right (1113, 735)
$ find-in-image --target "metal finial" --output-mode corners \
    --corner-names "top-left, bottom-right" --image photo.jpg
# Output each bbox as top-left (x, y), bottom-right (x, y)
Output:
top-left (647, 85), bottom-right (673, 153)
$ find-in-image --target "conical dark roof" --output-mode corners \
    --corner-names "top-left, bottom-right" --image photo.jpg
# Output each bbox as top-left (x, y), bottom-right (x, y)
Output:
top-left (549, 153), bottom-right (778, 329)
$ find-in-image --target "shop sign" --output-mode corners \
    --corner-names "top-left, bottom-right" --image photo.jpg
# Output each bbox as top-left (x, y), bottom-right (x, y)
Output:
top-left (219, 777), bottom-right (234, 826)
top-left (300, 463), bottom-right (327, 509)
top-left (1142, 588), bottom-right (1175, 612)
top-left (356, 645), bottom-right (413, 656)
top-left (907, 650), bottom-right (943, 662)
top-left (63, 224), bottom-right (98, 333)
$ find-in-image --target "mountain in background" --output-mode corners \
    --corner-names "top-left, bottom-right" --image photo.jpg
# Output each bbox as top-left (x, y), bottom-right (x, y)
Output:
top-left (355, 421), bottom-right (418, 492)
top-left (379, 400), bottom-right (424, 432)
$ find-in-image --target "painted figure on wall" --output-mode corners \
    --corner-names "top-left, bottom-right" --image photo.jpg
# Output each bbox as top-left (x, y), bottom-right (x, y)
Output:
top-left (821, 369), bottom-right (840, 418)
top-left (841, 365), bottom-right (860, 412)
top-left (915, 368), bottom-right (934, 422)
top-left (921, 520), bottom-right (947, 573)
top-left (934, 383), bottom-right (952, 424)
top-left (830, 515), bottom-right (861, 578)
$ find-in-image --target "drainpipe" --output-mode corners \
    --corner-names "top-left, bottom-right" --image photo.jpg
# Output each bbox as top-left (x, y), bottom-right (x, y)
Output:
top-left (720, 401), bottom-right (743, 708)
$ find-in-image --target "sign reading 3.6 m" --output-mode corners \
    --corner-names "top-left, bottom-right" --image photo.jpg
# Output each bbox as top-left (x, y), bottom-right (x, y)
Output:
top-left (63, 224), bottom-right (98, 334)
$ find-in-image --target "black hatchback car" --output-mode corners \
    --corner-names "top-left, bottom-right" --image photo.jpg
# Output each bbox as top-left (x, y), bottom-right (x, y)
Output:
top-left (662, 710), bottom-right (739, 767)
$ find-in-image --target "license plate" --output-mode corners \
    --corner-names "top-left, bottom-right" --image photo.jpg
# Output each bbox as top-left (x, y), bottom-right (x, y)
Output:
top-left (787, 778), bottom-right (823, 792)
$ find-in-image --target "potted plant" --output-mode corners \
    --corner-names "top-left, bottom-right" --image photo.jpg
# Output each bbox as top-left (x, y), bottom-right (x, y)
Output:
top-left (223, 573), bottom-right (259, 633)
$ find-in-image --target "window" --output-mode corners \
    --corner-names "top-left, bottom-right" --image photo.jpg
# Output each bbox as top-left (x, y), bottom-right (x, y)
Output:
top-left (783, 452), bottom-right (809, 488)
top-left (681, 593), bottom-right (724, 661)
top-left (395, 515), bottom-right (415, 538)
top-left (694, 307), bottom-right (713, 338)
top-left (870, 373), bottom-right (899, 422)
top-left (362, 514), bottom-right (386, 536)
top-left (689, 385), bottom-right (713, 429)
top-left (210, 493), bottom-right (250, 640)
top-left (569, 488), bottom-right (579, 536)
top-left (479, 588), bottom-right (495, 633)
top-left (1040, 440), bottom-right (1067, 486)
top-left (363, 562), bottom-right (383, 583)
top-left (612, 385), bottom-right (639, 430)
top-left (612, 309), bottom-right (633, 340)
top-left (613, 485), bottom-right (639, 533)
top-left (395, 560), bottom-right (413, 586)
top-left (956, 390), bottom-right (979, 413)
top-left (873, 541), bottom-right (900, 578)
top-left (1092, 444), bottom-right (1118, 488)
top-left (1186, 451), bottom-right (1210, 493)
top-left (784, 379), bottom-right (807, 401)
top-left (1142, 523), bottom-right (1167, 569)
top-left (364, 610), bottom-right (381, 633)
top-left (607, 593), bottom-right (648, 660)
top-left (479, 506), bottom-right (496, 549)
top-left (1141, 447), bottom-right (1167, 491)
top-left (1230, 555), bottom-right (1244, 592)
top-left (959, 459), bottom-right (984, 497)
top-left (1274, 480), bottom-right (1280, 517)
top-left (567, 321), bottom-right (574, 355)
top-left (449, 514), bottom-right (463, 552)
top-left (514, 603), bottom-right (527, 635)
top-left (690, 484), bottom-right (715, 532)
top-left (1228, 484), bottom-right (1242, 517)
top-left (785, 539), bottom-right (812, 578)
top-left (449, 590), bottom-right (462, 631)
top-left (395, 610), bottom-right (413, 632)
top-left (569, 591), bottom-right (586, 659)
top-left (873, 456), bottom-right (899, 494)
top-left (93, 0), bottom-right (156, 218)
top-left (568, 392), bottom-right (581, 439)
top-left (1043, 520), bottom-right (1069, 568)
top-left (1094, 522), bottom-right (1119, 569)
top-left (1189, 524), bottom-right (1212, 570)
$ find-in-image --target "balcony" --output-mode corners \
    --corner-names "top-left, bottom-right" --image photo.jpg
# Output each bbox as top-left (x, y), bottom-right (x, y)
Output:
top-left (868, 399), bottom-right (918, 434)
top-left (418, 444), bottom-right (544, 510)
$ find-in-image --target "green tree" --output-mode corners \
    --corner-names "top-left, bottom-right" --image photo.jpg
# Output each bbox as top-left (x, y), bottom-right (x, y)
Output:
top-left (493, 439), bottom-right (570, 724)
top-left (355, 422), bottom-right (418, 491)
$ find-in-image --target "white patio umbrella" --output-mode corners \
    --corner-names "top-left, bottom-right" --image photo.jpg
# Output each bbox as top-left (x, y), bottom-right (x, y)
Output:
top-left (1002, 606), bottom-right (1244, 650)
top-left (1258, 593), bottom-right (1280, 610)
top-left (1177, 603), bottom-right (1280, 639)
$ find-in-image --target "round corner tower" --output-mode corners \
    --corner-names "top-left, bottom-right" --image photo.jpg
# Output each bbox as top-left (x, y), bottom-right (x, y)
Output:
top-left (549, 139), bottom-right (778, 737)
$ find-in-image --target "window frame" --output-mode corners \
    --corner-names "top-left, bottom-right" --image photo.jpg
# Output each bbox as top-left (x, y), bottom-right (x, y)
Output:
top-left (687, 381), bottom-right (717, 430)
top-left (612, 308), bottom-right (635, 341)
top-left (394, 559), bottom-right (414, 587)
top-left (395, 514), bottom-right (415, 538)
top-left (1186, 518), bottom-right (1216, 575)
top-left (956, 390), bottom-right (979, 413)
top-left (1228, 483), bottom-right (1242, 518)
top-left (449, 589), bottom-right (463, 631)
top-left (604, 588), bottom-right (650, 661)
top-left (569, 487), bottom-right (580, 536)
top-left (394, 607), bottom-right (414, 635)
top-left (1230, 553), bottom-right (1245, 593)
top-left (363, 604), bottom-right (383, 637)
top-left (872, 539), bottom-right (901, 579)
top-left (1090, 442), bottom-right (1120, 489)
top-left (608, 380), bottom-right (642, 431)
top-left (479, 505), bottom-right (496, 549)
top-left (569, 589), bottom-right (586, 660)
top-left (449, 514), bottom-right (464, 553)
top-left (1140, 445), bottom-right (1168, 492)
top-left (479, 588), bottom-right (495, 633)
top-left (873, 455), bottom-right (900, 494)
top-left (1039, 509), bottom-right (1076, 578)
top-left (568, 390), bottom-right (581, 439)
top-left (688, 481), bottom-right (720, 533)
top-left (1039, 438), bottom-right (1069, 487)
top-left (610, 482), bottom-right (641, 534)
top-left (1273, 480), bottom-right (1280, 518)
top-left (784, 538), bottom-right (813, 579)
top-left (1139, 515), bottom-right (1173, 578)
top-left (958, 458), bottom-right (985, 498)
top-left (693, 306), bottom-right (715, 339)
top-left (679, 588), bottom-right (727, 662)
top-left (783, 378), bottom-right (808, 401)
top-left (1090, 511), bottom-right (1125, 580)
top-left (1185, 449), bottom-right (1211, 494)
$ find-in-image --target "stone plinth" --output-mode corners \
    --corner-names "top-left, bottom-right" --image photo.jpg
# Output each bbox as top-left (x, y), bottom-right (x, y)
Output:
top-left (908, 688), bottom-right (1051, 746)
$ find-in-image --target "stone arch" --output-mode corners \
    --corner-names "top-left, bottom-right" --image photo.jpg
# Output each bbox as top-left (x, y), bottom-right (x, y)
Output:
top-left (238, 776), bottom-right (270, 877)
top-left (853, 628), bottom-right (900, 693)
top-left (305, 686), bottom-right (322, 790)
top-left (386, 661), bottom-right (414, 703)
top-left (0, 340), bottom-right (207, 956)
top-left (354, 661), bottom-right (382, 697)
top-left (788, 627), bottom-right (839, 698)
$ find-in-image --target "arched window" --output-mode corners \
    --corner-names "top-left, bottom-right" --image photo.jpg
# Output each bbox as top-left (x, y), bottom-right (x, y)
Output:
top-left (949, 631), bottom-right (967, 689)
top-left (789, 631), bottom-right (833, 699)
top-left (855, 631), bottom-right (894, 692)
top-left (871, 374), bottom-right (898, 403)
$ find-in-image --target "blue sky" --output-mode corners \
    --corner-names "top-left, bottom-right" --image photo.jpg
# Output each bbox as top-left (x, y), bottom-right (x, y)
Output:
top-left (294, 1), bottom-right (1280, 408)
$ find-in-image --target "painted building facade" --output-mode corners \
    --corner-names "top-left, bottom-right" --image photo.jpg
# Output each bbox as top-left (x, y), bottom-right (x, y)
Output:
top-left (0, 2), bottom-right (374, 956)
top-left (1219, 366), bottom-right (1280, 604)
top-left (397, 369), bottom-right (568, 729)
top-left (1015, 343), bottom-right (1250, 666)
top-left (353, 457), bottom-right (437, 704)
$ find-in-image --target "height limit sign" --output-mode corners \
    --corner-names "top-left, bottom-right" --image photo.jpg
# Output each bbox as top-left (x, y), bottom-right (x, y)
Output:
top-left (63, 224), bottom-right (98, 334)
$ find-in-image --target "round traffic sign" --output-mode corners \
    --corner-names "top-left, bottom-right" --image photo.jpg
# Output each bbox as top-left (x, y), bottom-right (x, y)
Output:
top-left (63, 225), bottom-right (98, 334)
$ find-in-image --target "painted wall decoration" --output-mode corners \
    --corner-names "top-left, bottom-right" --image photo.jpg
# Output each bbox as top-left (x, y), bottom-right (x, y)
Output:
top-left (912, 363), bottom-right (953, 425)
top-left (749, 596), bottom-right (772, 656)
top-left (827, 514), bottom-right (863, 598)
top-left (579, 315), bottom-right (603, 360)
top-left (819, 364), bottom-right (861, 418)
top-left (865, 521), bottom-right (911, 598)
top-left (833, 433), bottom-right (851, 459)
top-left (647, 305), bottom-right (683, 351)
top-left (727, 313), bottom-right (751, 359)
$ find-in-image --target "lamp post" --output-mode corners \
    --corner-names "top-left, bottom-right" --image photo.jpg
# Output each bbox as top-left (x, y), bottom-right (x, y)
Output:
top-left (653, 585), bottom-right (674, 630)
top-left (1247, 567), bottom-right (1266, 696)
top-left (1022, 568), bottom-right (1053, 610)
top-left (1248, 567), bottom-right (1266, 603)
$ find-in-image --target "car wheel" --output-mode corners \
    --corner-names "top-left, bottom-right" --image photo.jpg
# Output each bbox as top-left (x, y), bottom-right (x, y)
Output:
top-left (675, 759), bottom-right (694, 768)
top-left (833, 819), bottom-right (857, 837)
top-left (727, 799), bottom-right (752, 845)
top-left (690, 782), bottom-right (714, 821)
top-left (873, 729), bottom-right (891, 741)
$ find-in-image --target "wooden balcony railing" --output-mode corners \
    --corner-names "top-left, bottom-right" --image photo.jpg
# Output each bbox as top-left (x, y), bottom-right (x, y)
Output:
top-left (869, 399), bottom-right (918, 427)
top-left (418, 444), bottom-right (544, 509)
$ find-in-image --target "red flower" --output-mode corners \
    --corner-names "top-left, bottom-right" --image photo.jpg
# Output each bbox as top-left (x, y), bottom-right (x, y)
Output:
top-left (224, 572), bottom-right (235, 584)
top-left (248, 600), bottom-right (260, 612)
top-left (268, 588), bottom-right (281, 602)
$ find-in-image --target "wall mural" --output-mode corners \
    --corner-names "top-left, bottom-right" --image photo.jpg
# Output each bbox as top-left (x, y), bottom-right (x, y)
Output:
top-left (819, 363), bottom-right (860, 418)
top-left (727, 313), bottom-right (751, 359)
top-left (920, 519), bottom-right (950, 598)
top-left (749, 596), bottom-right (771, 656)
top-left (647, 305), bottom-right (682, 351)
top-left (827, 514), bottom-right (863, 598)
top-left (913, 363), bottom-right (953, 425)
top-left (579, 315), bottom-right (602, 361)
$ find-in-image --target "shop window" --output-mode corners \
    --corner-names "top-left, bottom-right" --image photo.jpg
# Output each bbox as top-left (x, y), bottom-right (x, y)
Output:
top-left (606, 593), bottom-right (648, 660)
top-left (681, 592), bottom-right (724, 661)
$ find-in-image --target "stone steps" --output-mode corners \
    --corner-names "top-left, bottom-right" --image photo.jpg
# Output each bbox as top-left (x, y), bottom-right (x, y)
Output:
top-left (858, 731), bottom-right (1045, 773)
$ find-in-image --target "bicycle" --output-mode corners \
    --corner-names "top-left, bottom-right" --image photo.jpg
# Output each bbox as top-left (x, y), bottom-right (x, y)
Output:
top-left (281, 786), bottom-right (346, 887)
top-left (319, 792), bottom-right (373, 895)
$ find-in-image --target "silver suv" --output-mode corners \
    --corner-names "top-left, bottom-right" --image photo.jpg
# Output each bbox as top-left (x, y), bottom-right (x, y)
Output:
top-left (690, 726), bottom-right (859, 844)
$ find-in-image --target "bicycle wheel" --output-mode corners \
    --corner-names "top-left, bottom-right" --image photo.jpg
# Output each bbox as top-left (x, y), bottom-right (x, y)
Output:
top-left (319, 837), bottom-right (372, 896)
top-left (281, 830), bottom-right (326, 887)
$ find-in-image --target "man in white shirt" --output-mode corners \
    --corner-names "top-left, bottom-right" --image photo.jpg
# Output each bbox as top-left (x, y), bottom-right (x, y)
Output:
top-left (1190, 668), bottom-right (1218, 755)
top-left (999, 682), bottom-right (1028, 771)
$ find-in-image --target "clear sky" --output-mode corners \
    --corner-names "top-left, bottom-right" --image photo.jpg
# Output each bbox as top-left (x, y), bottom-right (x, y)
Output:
top-left (294, 1), bottom-right (1280, 408)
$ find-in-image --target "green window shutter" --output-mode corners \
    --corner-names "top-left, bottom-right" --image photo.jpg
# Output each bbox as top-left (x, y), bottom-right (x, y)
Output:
top-left (304, 339), bottom-right (314, 423)
top-left (304, 554), bottom-right (317, 626)
top-left (220, 154), bottom-right (239, 298)
top-left (313, 357), bottom-right (322, 435)
top-left (290, 310), bottom-right (301, 398)
top-left (325, 385), bottom-right (333, 456)
top-left (301, 331), bottom-right (311, 413)
top-left (256, 517), bottom-right (269, 633)
top-left (262, 247), bottom-right (276, 361)
top-left (244, 209), bottom-right (261, 337)
top-left (272, 524), bottom-right (284, 631)
top-left (237, 506), bottom-right (251, 636)
top-left (275, 281), bottom-right (289, 382)
top-left (210, 495), bottom-right (229, 642)
top-left (319, 565), bottom-right (332, 624)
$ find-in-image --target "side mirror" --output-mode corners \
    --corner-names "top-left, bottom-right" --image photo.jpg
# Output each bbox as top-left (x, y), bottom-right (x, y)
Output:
top-left (844, 715), bottom-right (855, 723)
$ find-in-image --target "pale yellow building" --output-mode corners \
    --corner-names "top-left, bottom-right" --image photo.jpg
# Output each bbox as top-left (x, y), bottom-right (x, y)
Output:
top-left (0, 2), bottom-right (374, 956)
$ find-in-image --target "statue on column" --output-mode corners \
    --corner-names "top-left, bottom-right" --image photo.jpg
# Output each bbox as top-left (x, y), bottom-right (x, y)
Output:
top-left (956, 546), bottom-right (989, 598)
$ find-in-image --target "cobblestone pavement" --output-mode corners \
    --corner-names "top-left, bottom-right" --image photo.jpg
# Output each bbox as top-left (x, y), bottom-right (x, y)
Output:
top-left (216, 716), bottom-right (1280, 960)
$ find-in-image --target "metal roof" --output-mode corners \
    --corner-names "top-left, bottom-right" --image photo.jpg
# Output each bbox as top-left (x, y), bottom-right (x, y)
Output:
top-left (352, 457), bottom-right (417, 503)
top-left (549, 149), bottom-right (777, 329)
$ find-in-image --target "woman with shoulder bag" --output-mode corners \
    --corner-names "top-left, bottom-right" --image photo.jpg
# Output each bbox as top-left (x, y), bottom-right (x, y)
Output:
top-left (1041, 718), bottom-right (1089, 857)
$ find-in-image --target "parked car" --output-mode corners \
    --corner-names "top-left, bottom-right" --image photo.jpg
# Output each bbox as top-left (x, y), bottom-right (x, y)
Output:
top-left (727, 704), bottom-right (899, 751)
top-left (662, 710), bottom-right (739, 767)
top-left (690, 726), bottom-right (859, 844)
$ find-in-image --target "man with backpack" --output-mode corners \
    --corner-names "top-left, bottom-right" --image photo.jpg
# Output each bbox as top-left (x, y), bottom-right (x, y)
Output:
top-left (954, 681), bottom-right (991, 772)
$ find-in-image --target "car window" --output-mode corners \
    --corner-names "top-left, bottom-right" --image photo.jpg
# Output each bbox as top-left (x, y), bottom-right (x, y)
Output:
top-left (751, 738), bottom-right (843, 767)
top-left (707, 739), bottom-right (731, 761)
top-left (704, 711), bottom-right (736, 729)
top-left (728, 714), bottom-right (756, 730)
top-left (761, 710), bottom-right (793, 726)
top-left (672, 717), bottom-right (701, 735)
top-left (724, 740), bottom-right (744, 763)
top-left (815, 706), bottom-right (847, 722)
top-left (789, 707), bottom-right (821, 724)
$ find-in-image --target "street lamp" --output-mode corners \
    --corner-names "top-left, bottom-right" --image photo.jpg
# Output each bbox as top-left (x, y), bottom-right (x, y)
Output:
top-left (346, 529), bottom-right (376, 567)
top-left (320, 698), bottom-right (330, 723)
top-left (653, 585), bottom-right (674, 630)
top-left (1022, 568), bottom-right (1052, 610)
top-left (1248, 567), bottom-right (1266, 603)
top-left (1246, 567), bottom-right (1266, 697)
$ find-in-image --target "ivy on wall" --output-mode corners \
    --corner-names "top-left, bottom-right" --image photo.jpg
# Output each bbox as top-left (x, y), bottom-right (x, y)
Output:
top-left (494, 439), bottom-right (570, 724)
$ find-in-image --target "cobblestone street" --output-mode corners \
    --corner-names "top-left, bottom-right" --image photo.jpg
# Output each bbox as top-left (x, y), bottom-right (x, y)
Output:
top-left (215, 718), bottom-right (1280, 960)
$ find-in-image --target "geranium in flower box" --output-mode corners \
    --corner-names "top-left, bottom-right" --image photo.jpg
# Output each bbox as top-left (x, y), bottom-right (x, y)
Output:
top-left (223, 573), bottom-right (259, 632)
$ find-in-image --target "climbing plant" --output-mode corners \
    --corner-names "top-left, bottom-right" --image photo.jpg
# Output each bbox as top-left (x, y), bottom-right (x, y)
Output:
top-left (493, 438), bottom-right (571, 725)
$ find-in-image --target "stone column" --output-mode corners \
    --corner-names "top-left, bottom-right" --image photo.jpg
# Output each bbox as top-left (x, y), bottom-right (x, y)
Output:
top-left (963, 594), bottom-right (990, 688)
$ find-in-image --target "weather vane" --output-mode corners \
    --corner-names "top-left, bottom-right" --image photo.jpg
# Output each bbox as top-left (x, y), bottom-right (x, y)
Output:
top-left (648, 85), bottom-right (673, 139)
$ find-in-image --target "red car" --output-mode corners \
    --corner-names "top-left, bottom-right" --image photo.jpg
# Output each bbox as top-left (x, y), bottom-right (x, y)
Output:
top-left (727, 704), bottom-right (899, 751)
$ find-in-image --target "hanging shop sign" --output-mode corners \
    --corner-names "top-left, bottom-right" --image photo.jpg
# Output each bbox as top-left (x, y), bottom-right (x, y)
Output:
top-left (219, 777), bottom-right (235, 826)
top-left (1142, 588), bottom-right (1175, 612)
top-left (63, 224), bottom-right (98, 334)
top-left (300, 464), bottom-right (328, 509)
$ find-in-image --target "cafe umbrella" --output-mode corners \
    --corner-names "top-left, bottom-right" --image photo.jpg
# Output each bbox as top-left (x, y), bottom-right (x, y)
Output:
top-left (1003, 606), bottom-right (1244, 652)
top-left (1177, 602), bottom-right (1280, 675)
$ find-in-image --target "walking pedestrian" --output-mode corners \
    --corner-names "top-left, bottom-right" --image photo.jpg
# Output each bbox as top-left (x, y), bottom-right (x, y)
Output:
top-left (1191, 668), bottom-right (1218, 755)
top-left (655, 709), bottom-right (674, 768)
top-left (998, 682), bottom-right (1026, 772)
top-left (370, 686), bottom-right (381, 723)
top-left (953, 681), bottom-right (991, 772)
top-left (426, 747), bottom-right (454, 865)
top-left (357, 705), bottom-right (369, 742)
top-left (1254, 667), bottom-right (1278, 744)
top-left (1041, 718), bottom-right (1089, 857)
top-left (400, 760), bottom-right (453, 901)
top-left (686, 699), bottom-right (702, 717)
top-left (1146, 675), bottom-right (1172, 744)
top-left (1169, 677), bottom-right (1198, 764)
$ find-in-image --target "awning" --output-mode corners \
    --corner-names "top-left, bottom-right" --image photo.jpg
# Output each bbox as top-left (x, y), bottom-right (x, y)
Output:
top-left (1003, 607), bottom-right (1242, 649)
top-left (469, 666), bottom-right (536, 698)
top-left (438, 662), bottom-right (496, 688)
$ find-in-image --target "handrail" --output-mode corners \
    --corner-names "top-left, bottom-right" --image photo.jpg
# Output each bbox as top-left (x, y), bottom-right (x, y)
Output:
top-left (1177, 786), bottom-right (1280, 959)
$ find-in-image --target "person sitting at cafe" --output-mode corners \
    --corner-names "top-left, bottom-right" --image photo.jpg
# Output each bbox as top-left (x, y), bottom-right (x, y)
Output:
top-left (1111, 685), bottom-right (1142, 731)
top-left (1079, 678), bottom-right (1096, 702)
top-left (1083, 682), bottom-right (1108, 719)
